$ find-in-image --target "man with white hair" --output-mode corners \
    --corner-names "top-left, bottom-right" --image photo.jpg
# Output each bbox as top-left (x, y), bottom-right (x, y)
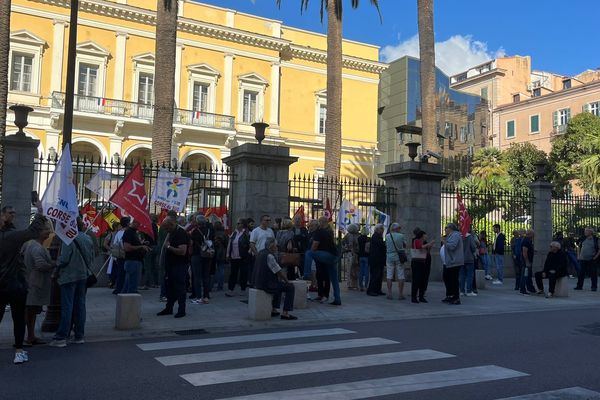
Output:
top-left (535, 241), bottom-right (568, 297)
top-left (575, 227), bottom-right (600, 291)
top-left (385, 222), bottom-right (407, 300)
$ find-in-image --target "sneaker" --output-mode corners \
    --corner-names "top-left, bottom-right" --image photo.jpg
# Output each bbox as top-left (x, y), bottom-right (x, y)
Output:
top-left (4, 305), bottom-right (10, 313)
top-left (535, 290), bottom-right (544, 295)
top-left (159, 296), bottom-right (168, 302)
top-left (485, 275), bottom-right (493, 280)
top-left (13, 351), bottom-right (28, 364)
top-left (492, 280), bottom-right (503, 285)
top-left (71, 338), bottom-right (85, 344)
top-left (520, 292), bottom-right (530, 296)
top-left (465, 292), bottom-right (477, 297)
top-left (319, 297), bottom-right (328, 304)
top-left (49, 339), bottom-right (67, 348)
top-left (190, 299), bottom-right (200, 304)
top-left (546, 292), bottom-right (553, 298)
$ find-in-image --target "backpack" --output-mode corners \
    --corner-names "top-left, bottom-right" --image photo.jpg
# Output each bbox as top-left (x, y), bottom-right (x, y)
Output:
top-left (200, 229), bottom-right (215, 259)
top-left (110, 234), bottom-right (125, 259)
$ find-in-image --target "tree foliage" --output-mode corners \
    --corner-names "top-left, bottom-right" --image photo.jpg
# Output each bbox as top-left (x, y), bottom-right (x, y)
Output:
top-left (503, 142), bottom-right (547, 189)
top-left (467, 147), bottom-right (509, 191)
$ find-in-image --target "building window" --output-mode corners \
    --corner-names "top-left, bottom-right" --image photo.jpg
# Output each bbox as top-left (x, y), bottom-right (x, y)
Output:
top-left (553, 108), bottom-right (570, 134)
top-left (512, 94), bottom-right (520, 103)
top-left (459, 126), bottom-right (467, 143)
top-left (480, 87), bottom-right (488, 100)
top-left (137, 72), bottom-right (154, 105)
top-left (584, 102), bottom-right (600, 117)
top-left (506, 120), bottom-right (516, 138)
top-left (532, 88), bottom-right (541, 97)
top-left (530, 114), bottom-right (540, 134)
top-left (562, 79), bottom-right (571, 90)
top-left (10, 53), bottom-right (33, 92)
top-left (192, 82), bottom-right (209, 112)
top-left (318, 104), bottom-right (327, 135)
top-left (242, 90), bottom-right (258, 123)
top-left (77, 63), bottom-right (98, 97)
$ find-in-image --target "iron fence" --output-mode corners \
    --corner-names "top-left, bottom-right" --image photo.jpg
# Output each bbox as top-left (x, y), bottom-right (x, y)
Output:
top-left (552, 194), bottom-right (600, 237)
top-left (33, 153), bottom-right (234, 219)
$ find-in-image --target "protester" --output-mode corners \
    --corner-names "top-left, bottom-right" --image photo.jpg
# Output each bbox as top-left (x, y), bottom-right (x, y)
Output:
top-left (0, 204), bottom-right (47, 363)
top-left (23, 223), bottom-right (54, 346)
top-left (212, 220), bottom-right (228, 291)
top-left (308, 219), bottom-right (329, 302)
top-left (140, 215), bottom-right (159, 290)
top-left (305, 216), bottom-right (341, 305)
top-left (249, 215), bottom-right (275, 285)
top-left (367, 224), bottom-right (386, 297)
top-left (254, 237), bottom-right (297, 320)
top-left (157, 216), bottom-right (189, 318)
top-left (276, 219), bottom-right (297, 280)
top-left (385, 222), bottom-right (407, 300)
top-left (410, 229), bottom-right (434, 303)
top-left (342, 224), bottom-right (360, 290)
top-left (122, 219), bottom-right (150, 294)
top-left (535, 241), bottom-right (568, 298)
top-left (459, 228), bottom-right (479, 297)
top-left (575, 227), bottom-right (599, 291)
top-left (492, 224), bottom-right (506, 285)
top-left (479, 231), bottom-right (491, 280)
top-left (103, 222), bottom-right (119, 288)
top-left (510, 230), bottom-right (524, 291)
top-left (562, 232), bottom-right (580, 278)
top-left (190, 215), bottom-right (213, 304)
top-left (519, 229), bottom-right (537, 295)
top-left (50, 218), bottom-right (95, 348)
top-left (442, 223), bottom-right (464, 305)
top-left (226, 219), bottom-right (251, 297)
top-left (357, 227), bottom-right (370, 292)
top-left (110, 218), bottom-right (128, 295)
top-left (291, 215), bottom-right (309, 279)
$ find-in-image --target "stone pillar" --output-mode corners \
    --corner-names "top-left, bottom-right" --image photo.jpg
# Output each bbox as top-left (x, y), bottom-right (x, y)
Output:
top-left (530, 179), bottom-right (553, 274)
top-left (223, 143), bottom-right (297, 226)
top-left (113, 32), bottom-right (129, 100)
top-left (379, 161), bottom-right (448, 280)
top-left (0, 134), bottom-right (40, 229)
top-left (50, 19), bottom-right (68, 94)
top-left (269, 62), bottom-right (280, 129)
top-left (223, 53), bottom-right (235, 116)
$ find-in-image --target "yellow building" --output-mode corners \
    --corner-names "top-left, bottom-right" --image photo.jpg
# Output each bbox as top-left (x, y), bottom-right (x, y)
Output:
top-left (7, 0), bottom-right (386, 179)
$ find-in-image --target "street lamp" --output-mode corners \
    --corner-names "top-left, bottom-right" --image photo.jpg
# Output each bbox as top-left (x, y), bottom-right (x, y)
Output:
top-left (251, 122), bottom-right (269, 144)
top-left (396, 125), bottom-right (423, 161)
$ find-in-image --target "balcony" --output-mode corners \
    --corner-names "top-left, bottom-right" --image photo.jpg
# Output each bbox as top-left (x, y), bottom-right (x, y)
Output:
top-left (51, 92), bottom-right (235, 130)
top-left (552, 124), bottom-right (568, 136)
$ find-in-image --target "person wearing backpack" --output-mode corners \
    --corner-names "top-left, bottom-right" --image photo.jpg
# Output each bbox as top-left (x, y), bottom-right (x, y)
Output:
top-left (575, 227), bottom-right (600, 291)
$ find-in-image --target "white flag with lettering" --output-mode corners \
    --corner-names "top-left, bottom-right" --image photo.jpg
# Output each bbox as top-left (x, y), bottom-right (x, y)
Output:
top-left (85, 169), bottom-right (122, 201)
top-left (40, 144), bottom-right (79, 244)
top-left (150, 169), bottom-right (192, 212)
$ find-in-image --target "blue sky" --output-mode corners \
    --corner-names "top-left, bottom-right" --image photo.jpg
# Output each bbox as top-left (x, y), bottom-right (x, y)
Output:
top-left (196, 0), bottom-right (599, 77)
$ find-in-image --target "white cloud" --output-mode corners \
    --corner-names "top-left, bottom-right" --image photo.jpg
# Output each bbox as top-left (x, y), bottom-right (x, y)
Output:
top-left (380, 34), bottom-right (506, 76)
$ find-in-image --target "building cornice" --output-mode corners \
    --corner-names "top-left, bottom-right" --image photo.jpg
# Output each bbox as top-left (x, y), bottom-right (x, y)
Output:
top-left (287, 45), bottom-right (388, 74)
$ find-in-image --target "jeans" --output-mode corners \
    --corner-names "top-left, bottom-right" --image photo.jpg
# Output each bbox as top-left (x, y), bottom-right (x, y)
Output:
top-left (305, 250), bottom-right (341, 303)
top-left (519, 265), bottom-right (536, 293)
top-left (0, 290), bottom-right (27, 349)
top-left (494, 254), bottom-right (504, 281)
top-left (123, 260), bottom-right (143, 293)
top-left (480, 254), bottom-right (490, 275)
top-left (212, 261), bottom-right (225, 290)
top-left (459, 263), bottom-right (475, 293)
top-left (567, 250), bottom-right (580, 275)
top-left (112, 259), bottom-right (126, 294)
top-left (577, 259), bottom-right (598, 290)
top-left (359, 257), bottom-right (369, 289)
top-left (55, 279), bottom-right (87, 340)
top-left (512, 256), bottom-right (522, 290)
top-left (191, 255), bottom-right (211, 299)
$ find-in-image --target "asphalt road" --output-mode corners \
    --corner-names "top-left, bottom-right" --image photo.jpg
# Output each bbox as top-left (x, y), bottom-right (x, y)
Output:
top-left (2, 308), bottom-right (600, 400)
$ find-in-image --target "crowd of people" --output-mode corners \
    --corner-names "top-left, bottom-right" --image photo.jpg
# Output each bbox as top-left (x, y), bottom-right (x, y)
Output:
top-left (2, 203), bottom-right (600, 366)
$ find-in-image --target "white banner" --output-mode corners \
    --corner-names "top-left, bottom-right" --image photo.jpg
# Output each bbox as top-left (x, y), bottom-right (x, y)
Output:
top-left (85, 169), bottom-right (122, 201)
top-left (150, 169), bottom-right (192, 212)
top-left (366, 206), bottom-right (391, 234)
top-left (41, 144), bottom-right (79, 244)
top-left (336, 200), bottom-right (362, 233)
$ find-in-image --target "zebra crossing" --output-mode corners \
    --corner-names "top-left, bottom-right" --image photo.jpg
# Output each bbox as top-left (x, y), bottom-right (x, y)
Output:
top-left (136, 327), bottom-right (600, 399)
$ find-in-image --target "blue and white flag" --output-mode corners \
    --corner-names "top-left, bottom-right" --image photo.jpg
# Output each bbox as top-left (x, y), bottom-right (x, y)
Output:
top-left (41, 144), bottom-right (79, 244)
top-left (366, 207), bottom-right (390, 234)
top-left (336, 200), bottom-right (362, 233)
top-left (150, 169), bottom-right (192, 212)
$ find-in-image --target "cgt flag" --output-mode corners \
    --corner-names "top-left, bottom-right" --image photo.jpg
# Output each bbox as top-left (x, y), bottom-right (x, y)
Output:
top-left (81, 203), bottom-right (109, 237)
top-left (292, 205), bottom-right (306, 228)
top-left (109, 163), bottom-right (154, 239)
top-left (40, 144), bottom-right (79, 245)
top-left (457, 193), bottom-right (472, 238)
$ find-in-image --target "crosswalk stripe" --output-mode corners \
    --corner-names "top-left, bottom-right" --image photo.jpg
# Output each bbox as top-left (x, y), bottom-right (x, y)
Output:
top-left (495, 387), bottom-right (600, 399)
top-left (137, 328), bottom-right (355, 351)
top-left (156, 337), bottom-right (399, 366)
top-left (180, 349), bottom-right (454, 387)
top-left (216, 365), bottom-right (527, 400)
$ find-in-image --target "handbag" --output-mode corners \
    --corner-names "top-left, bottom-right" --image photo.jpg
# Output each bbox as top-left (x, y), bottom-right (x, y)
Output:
top-left (280, 252), bottom-right (301, 267)
top-left (73, 239), bottom-right (98, 288)
top-left (389, 234), bottom-right (408, 263)
top-left (410, 248), bottom-right (427, 260)
top-left (200, 230), bottom-right (215, 258)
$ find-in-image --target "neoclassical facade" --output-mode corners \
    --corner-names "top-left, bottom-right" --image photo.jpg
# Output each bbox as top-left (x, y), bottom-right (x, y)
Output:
top-left (7, 0), bottom-right (386, 179)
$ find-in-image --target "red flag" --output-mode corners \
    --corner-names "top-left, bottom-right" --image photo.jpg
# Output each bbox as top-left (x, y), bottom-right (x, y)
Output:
top-left (293, 205), bottom-right (306, 227)
top-left (198, 206), bottom-right (230, 233)
top-left (158, 208), bottom-right (169, 225)
top-left (457, 193), bottom-right (472, 238)
top-left (323, 198), bottom-right (333, 222)
top-left (81, 203), bottom-right (109, 237)
top-left (109, 163), bottom-right (154, 239)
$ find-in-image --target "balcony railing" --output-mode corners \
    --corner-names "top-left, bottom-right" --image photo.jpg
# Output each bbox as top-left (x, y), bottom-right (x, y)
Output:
top-left (552, 124), bottom-right (568, 136)
top-left (51, 92), bottom-right (235, 130)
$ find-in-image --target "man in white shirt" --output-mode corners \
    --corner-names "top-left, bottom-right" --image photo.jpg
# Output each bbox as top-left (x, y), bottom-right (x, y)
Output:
top-left (249, 215), bottom-right (275, 255)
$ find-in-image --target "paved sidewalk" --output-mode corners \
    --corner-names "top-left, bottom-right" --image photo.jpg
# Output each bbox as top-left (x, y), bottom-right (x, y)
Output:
top-left (1, 277), bottom-right (599, 346)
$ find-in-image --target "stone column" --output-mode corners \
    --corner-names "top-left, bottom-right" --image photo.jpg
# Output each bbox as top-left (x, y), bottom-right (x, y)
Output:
top-left (223, 53), bottom-right (235, 116)
top-left (379, 161), bottom-right (448, 280)
top-left (50, 19), bottom-right (68, 94)
top-left (0, 134), bottom-right (40, 229)
top-left (223, 143), bottom-right (297, 226)
top-left (269, 62), bottom-right (280, 130)
top-left (174, 44), bottom-right (184, 106)
top-left (530, 179), bottom-right (553, 274)
top-left (113, 32), bottom-right (129, 100)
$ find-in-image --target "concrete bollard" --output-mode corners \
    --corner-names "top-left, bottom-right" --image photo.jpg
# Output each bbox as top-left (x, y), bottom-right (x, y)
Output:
top-left (553, 277), bottom-right (569, 297)
top-left (475, 269), bottom-right (486, 290)
top-left (290, 280), bottom-right (307, 309)
top-left (248, 288), bottom-right (273, 321)
top-left (115, 293), bottom-right (142, 330)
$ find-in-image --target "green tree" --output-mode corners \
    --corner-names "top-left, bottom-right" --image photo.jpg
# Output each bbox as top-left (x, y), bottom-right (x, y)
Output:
top-left (469, 147), bottom-right (509, 191)
top-left (151, 0), bottom-right (178, 165)
top-left (503, 142), bottom-right (547, 189)
top-left (276, 0), bottom-right (380, 178)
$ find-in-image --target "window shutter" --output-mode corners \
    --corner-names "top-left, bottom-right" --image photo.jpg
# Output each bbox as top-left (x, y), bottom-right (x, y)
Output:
top-left (566, 108), bottom-right (571, 122)
top-left (552, 111), bottom-right (558, 127)
top-left (583, 103), bottom-right (590, 113)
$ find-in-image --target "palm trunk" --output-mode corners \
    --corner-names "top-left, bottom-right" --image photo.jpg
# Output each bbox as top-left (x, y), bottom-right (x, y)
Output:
top-left (417, 0), bottom-right (438, 155)
top-left (325, 0), bottom-right (342, 178)
top-left (0, 0), bottom-right (11, 194)
top-left (151, 0), bottom-right (178, 165)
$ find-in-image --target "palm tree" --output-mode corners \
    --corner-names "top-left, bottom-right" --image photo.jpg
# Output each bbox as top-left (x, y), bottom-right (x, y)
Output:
top-left (470, 147), bottom-right (509, 191)
top-left (580, 131), bottom-right (600, 195)
top-left (151, 0), bottom-right (178, 165)
top-left (277, 0), bottom-right (380, 178)
top-left (0, 0), bottom-right (11, 193)
top-left (417, 0), bottom-right (438, 155)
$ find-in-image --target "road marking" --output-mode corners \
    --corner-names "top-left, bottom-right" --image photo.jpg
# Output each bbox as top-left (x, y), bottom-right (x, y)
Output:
top-left (496, 387), bottom-right (600, 399)
top-left (137, 328), bottom-right (355, 351)
top-left (216, 365), bottom-right (527, 399)
top-left (156, 337), bottom-right (398, 366)
top-left (180, 349), bottom-right (454, 387)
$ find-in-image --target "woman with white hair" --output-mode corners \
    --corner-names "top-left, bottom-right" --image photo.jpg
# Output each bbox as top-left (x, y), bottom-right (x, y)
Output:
top-left (385, 222), bottom-right (407, 300)
top-left (535, 241), bottom-right (568, 297)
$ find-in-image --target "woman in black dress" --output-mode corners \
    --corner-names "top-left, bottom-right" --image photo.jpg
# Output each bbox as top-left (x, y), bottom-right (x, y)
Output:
top-left (367, 224), bottom-right (386, 296)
